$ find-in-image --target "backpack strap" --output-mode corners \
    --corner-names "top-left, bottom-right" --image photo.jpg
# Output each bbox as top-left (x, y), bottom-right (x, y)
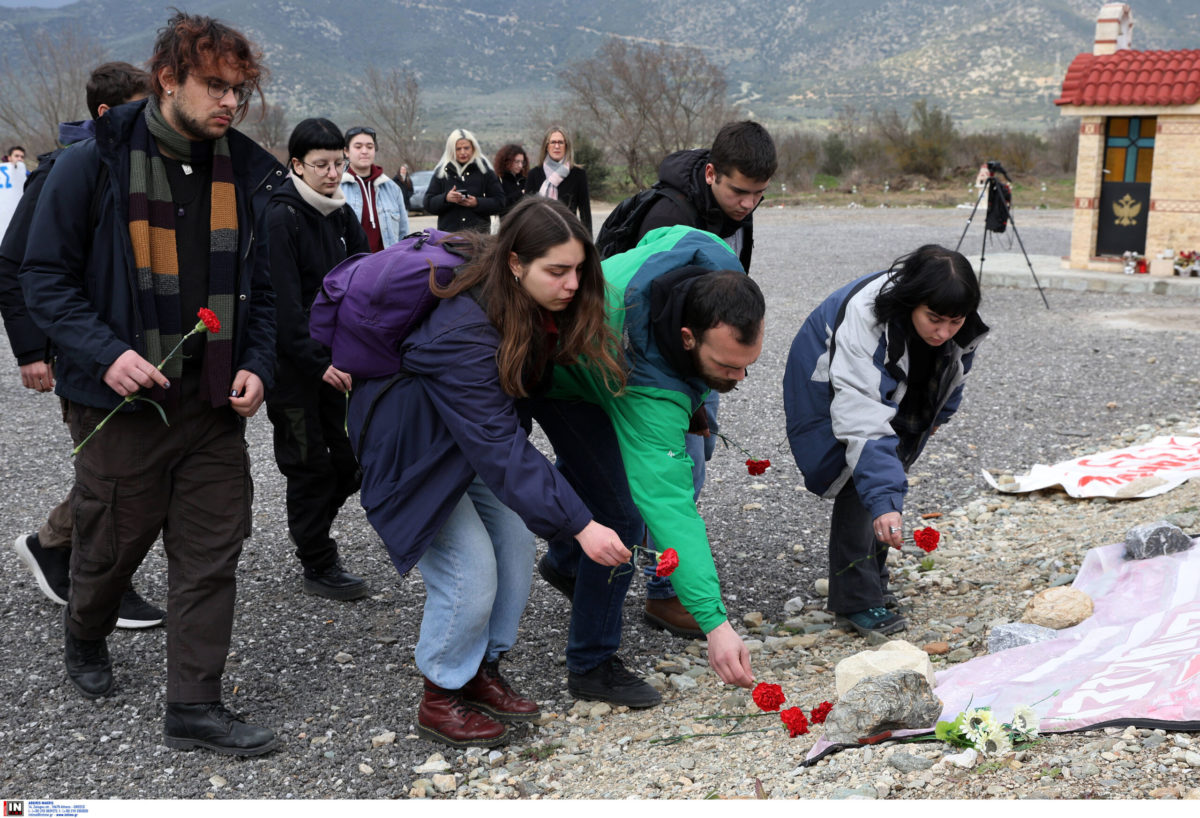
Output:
top-left (653, 185), bottom-right (699, 226)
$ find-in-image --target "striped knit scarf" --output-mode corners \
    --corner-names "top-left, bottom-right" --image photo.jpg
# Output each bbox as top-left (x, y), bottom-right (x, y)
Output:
top-left (539, 157), bottom-right (570, 200)
top-left (128, 95), bottom-right (237, 407)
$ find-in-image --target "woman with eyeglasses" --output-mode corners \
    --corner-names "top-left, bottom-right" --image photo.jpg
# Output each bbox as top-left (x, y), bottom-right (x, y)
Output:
top-left (264, 118), bottom-right (371, 601)
top-left (525, 126), bottom-right (591, 233)
top-left (424, 128), bottom-right (504, 233)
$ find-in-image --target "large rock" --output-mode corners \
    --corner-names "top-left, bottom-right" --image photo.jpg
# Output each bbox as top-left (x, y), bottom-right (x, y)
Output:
top-left (834, 639), bottom-right (936, 696)
top-left (1124, 521), bottom-right (1194, 561)
top-left (1021, 586), bottom-right (1093, 629)
top-left (823, 669), bottom-right (943, 745)
top-left (987, 622), bottom-right (1059, 653)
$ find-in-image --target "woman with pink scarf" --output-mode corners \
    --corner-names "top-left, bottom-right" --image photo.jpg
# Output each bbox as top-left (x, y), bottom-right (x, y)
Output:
top-left (526, 126), bottom-right (591, 233)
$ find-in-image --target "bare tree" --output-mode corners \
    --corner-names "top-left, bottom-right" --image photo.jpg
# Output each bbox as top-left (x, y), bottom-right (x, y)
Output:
top-left (564, 39), bottom-right (738, 189)
top-left (244, 102), bottom-right (289, 155)
top-left (353, 67), bottom-right (423, 169)
top-left (0, 25), bottom-right (106, 156)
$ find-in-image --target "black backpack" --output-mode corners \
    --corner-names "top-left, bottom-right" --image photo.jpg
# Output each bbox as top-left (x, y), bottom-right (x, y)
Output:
top-left (595, 185), bottom-right (697, 259)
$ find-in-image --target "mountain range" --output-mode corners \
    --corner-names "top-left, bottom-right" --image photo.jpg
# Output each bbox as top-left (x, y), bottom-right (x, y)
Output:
top-left (2, 0), bottom-right (1198, 139)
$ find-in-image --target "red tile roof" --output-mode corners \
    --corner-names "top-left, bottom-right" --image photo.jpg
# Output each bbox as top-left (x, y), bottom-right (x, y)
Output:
top-left (1055, 49), bottom-right (1200, 107)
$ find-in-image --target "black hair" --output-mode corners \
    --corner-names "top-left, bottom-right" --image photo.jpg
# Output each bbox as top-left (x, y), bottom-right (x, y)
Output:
top-left (7, 146), bottom-right (25, 156)
top-left (287, 118), bottom-right (345, 163)
top-left (710, 121), bottom-right (776, 182)
top-left (683, 270), bottom-right (766, 345)
top-left (86, 61), bottom-right (151, 119)
top-left (873, 244), bottom-right (980, 324)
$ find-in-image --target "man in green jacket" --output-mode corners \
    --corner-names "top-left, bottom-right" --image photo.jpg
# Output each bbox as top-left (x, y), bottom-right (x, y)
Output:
top-left (532, 225), bottom-right (762, 707)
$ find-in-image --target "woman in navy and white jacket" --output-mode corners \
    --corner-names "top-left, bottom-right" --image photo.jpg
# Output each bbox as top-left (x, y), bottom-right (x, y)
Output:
top-left (783, 245), bottom-right (988, 637)
top-left (348, 197), bottom-right (629, 749)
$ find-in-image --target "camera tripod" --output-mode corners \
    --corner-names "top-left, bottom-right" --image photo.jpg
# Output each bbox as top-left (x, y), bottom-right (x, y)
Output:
top-left (955, 161), bottom-right (1050, 310)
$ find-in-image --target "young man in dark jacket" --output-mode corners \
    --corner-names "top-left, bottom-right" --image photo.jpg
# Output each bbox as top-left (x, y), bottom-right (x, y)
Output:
top-left (634, 121), bottom-right (776, 638)
top-left (19, 11), bottom-right (283, 756)
top-left (1, 61), bottom-right (165, 628)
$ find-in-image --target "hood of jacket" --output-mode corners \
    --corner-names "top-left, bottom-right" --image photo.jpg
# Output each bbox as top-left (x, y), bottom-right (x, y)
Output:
top-left (656, 148), bottom-right (752, 237)
top-left (606, 225), bottom-right (744, 405)
top-left (58, 119), bottom-right (95, 146)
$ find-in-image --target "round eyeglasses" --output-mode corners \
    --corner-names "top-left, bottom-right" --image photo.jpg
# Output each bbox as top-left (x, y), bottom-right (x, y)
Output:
top-left (203, 77), bottom-right (253, 106)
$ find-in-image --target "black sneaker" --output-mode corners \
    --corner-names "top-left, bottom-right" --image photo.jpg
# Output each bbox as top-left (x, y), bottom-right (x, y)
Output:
top-left (836, 607), bottom-right (908, 637)
top-left (567, 656), bottom-right (662, 709)
top-left (536, 555), bottom-right (575, 602)
top-left (14, 533), bottom-right (69, 605)
top-left (64, 608), bottom-right (113, 699)
top-left (302, 561), bottom-right (368, 600)
top-left (116, 588), bottom-right (165, 629)
top-left (164, 701), bottom-right (279, 756)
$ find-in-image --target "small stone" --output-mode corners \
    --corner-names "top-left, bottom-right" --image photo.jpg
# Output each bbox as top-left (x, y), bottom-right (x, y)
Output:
top-left (679, 756), bottom-right (695, 770)
top-left (209, 775), bottom-right (227, 789)
top-left (948, 647), bottom-right (974, 662)
top-left (1125, 521), bottom-right (1194, 560)
top-left (1185, 750), bottom-right (1200, 768)
top-left (743, 611), bottom-right (764, 628)
top-left (945, 748), bottom-right (978, 769)
top-left (783, 596), bottom-right (807, 615)
top-left (834, 640), bottom-right (936, 695)
top-left (814, 578), bottom-right (830, 597)
top-left (487, 750), bottom-right (505, 767)
top-left (334, 652), bottom-right (353, 664)
top-left (889, 752), bottom-right (934, 772)
top-left (721, 692), bottom-right (749, 712)
top-left (669, 674), bottom-right (699, 692)
top-left (922, 642), bottom-right (950, 655)
top-left (371, 731), bottom-right (396, 748)
top-left (588, 702), bottom-right (612, 719)
top-left (413, 753), bottom-right (451, 774)
top-left (831, 785), bottom-right (877, 799)
top-left (744, 639), bottom-right (764, 653)
top-left (358, 763), bottom-right (374, 775)
top-left (742, 502), bottom-right (763, 511)
top-left (1022, 586), bottom-right (1094, 629)
top-left (987, 622), bottom-right (1058, 653)
top-left (431, 773), bottom-right (458, 793)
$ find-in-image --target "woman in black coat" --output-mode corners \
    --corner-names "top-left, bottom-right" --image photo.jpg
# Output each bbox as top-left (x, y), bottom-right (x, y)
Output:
top-left (493, 142), bottom-right (528, 215)
top-left (424, 128), bottom-right (505, 233)
top-left (526, 125), bottom-right (591, 233)
top-left (265, 118), bottom-right (371, 601)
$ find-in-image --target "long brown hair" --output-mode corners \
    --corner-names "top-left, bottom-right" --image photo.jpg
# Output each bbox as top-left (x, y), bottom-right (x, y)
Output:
top-left (434, 197), bottom-right (625, 398)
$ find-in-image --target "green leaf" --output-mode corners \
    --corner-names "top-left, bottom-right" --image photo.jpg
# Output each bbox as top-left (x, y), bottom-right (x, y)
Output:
top-left (130, 396), bottom-right (170, 426)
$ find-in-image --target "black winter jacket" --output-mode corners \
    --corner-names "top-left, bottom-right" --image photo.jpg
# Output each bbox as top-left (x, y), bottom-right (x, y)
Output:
top-left (264, 177), bottom-right (370, 401)
top-left (19, 99), bottom-right (284, 410)
top-left (526, 165), bottom-right (592, 232)
top-left (424, 162), bottom-right (504, 233)
top-left (637, 148), bottom-right (756, 271)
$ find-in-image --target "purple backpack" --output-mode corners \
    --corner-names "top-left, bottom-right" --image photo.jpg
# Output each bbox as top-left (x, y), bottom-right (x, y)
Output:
top-left (309, 229), bottom-right (469, 378)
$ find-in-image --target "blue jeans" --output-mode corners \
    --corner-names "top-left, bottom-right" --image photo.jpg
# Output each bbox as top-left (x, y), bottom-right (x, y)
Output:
top-left (645, 391), bottom-right (718, 599)
top-left (414, 476), bottom-right (535, 689)
top-left (526, 398), bottom-right (646, 674)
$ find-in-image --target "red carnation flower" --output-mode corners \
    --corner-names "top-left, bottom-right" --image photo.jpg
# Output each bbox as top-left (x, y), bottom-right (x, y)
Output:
top-left (745, 458), bottom-right (771, 476)
top-left (780, 706), bottom-right (810, 737)
top-left (655, 548), bottom-right (679, 578)
top-left (914, 527), bottom-right (940, 553)
top-left (810, 701), bottom-right (833, 724)
top-left (197, 307), bottom-right (221, 335)
top-left (752, 682), bottom-right (786, 712)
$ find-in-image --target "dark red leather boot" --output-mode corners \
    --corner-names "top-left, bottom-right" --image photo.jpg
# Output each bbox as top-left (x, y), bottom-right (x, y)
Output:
top-left (417, 677), bottom-right (508, 748)
top-left (462, 659), bottom-right (540, 722)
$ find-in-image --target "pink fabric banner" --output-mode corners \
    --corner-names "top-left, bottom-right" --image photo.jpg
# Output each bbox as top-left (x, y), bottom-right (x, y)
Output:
top-left (805, 540), bottom-right (1200, 762)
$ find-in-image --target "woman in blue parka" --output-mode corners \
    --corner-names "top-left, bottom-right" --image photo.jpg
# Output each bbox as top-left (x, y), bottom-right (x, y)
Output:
top-left (348, 197), bottom-right (629, 748)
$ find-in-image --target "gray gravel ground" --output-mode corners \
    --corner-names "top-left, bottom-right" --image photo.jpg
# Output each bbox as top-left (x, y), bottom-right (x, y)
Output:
top-left (2, 206), bottom-right (1198, 799)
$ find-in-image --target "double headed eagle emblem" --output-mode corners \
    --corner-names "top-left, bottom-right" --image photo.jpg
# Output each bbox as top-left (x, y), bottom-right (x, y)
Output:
top-left (1114, 194), bottom-right (1142, 226)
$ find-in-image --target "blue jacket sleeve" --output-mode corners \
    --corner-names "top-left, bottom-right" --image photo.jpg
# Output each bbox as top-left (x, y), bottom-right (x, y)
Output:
top-left (19, 142), bottom-right (131, 383)
top-left (0, 163), bottom-right (50, 364)
top-left (402, 316), bottom-right (593, 542)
